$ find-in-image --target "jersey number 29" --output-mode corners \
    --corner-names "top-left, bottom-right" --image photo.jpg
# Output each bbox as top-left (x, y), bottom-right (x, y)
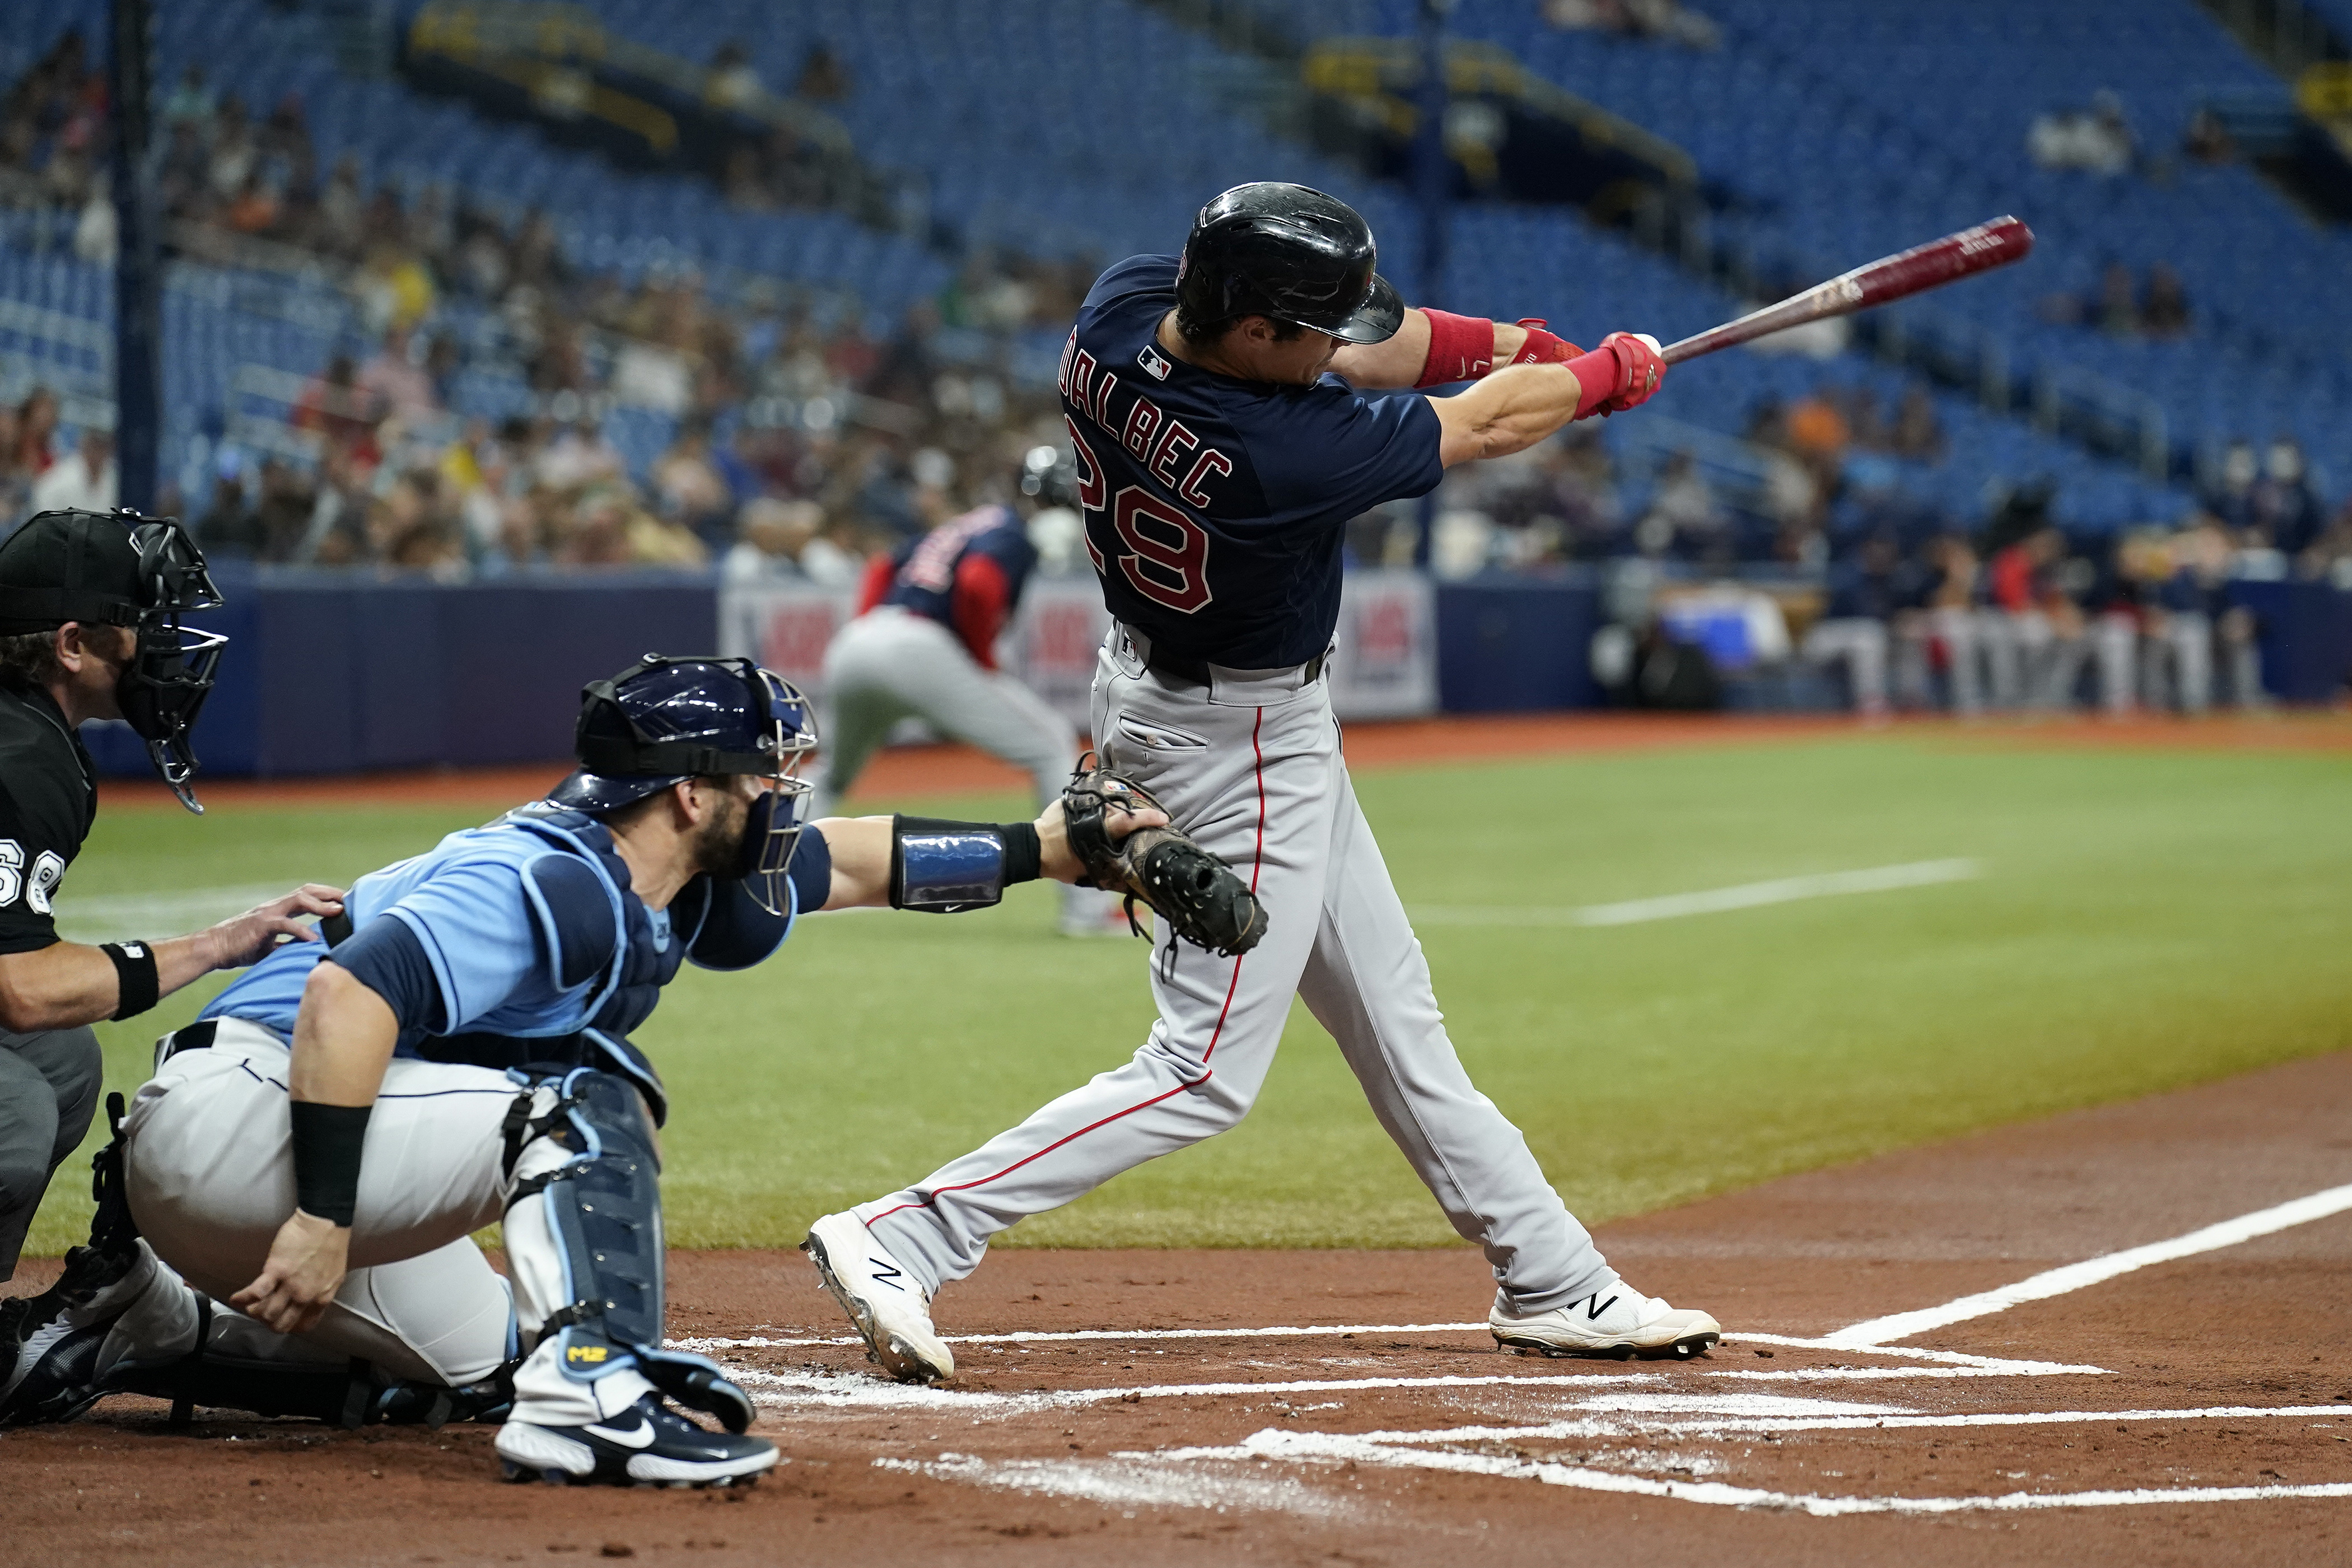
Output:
top-left (1068, 417), bottom-right (1212, 615)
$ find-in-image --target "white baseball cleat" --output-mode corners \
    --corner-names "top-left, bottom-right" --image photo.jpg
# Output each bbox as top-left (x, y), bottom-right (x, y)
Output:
top-left (1490, 1282), bottom-right (1721, 1361)
top-left (801, 1212), bottom-right (955, 1383)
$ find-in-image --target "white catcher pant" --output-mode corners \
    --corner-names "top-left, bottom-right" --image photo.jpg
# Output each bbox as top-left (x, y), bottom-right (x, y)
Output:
top-left (113, 1021), bottom-right (651, 1425)
top-left (811, 607), bottom-right (1079, 818)
top-left (857, 627), bottom-right (1616, 1315)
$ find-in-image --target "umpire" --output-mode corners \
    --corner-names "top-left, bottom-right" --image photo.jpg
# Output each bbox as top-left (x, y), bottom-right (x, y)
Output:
top-left (0, 507), bottom-right (340, 1284)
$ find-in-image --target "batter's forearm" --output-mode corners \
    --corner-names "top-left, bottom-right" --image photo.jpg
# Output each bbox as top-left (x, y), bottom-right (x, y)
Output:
top-left (1331, 311), bottom-right (1532, 390)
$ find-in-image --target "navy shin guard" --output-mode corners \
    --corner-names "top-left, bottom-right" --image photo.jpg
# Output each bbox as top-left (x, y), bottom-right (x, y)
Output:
top-left (511, 1068), bottom-right (753, 1433)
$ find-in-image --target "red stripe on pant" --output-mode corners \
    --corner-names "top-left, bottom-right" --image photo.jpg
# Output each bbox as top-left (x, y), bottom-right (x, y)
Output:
top-left (867, 707), bottom-right (1270, 1225)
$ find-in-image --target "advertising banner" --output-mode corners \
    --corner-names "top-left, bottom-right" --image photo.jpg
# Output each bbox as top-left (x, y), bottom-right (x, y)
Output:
top-left (720, 568), bottom-right (1437, 729)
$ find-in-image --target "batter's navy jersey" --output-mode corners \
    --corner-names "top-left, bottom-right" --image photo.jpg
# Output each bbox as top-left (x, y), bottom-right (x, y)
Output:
top-left (1060, 255), bottom-right (1444, 669)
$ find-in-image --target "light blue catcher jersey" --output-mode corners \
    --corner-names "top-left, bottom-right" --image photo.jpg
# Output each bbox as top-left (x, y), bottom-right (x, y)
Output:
top-left (202, 806), bottom-right (795, 1061)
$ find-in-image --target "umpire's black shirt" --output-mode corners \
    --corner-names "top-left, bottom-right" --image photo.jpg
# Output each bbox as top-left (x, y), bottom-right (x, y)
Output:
top-left (0, 678), bottom-right (96, 956)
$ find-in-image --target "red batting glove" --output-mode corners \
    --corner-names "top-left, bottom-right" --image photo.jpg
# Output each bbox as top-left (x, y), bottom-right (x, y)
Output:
top-left (1510, 318), bottom-right (1583, 365)
top-left (1565, 331), bottom-right (1667, 419)
top-left (1598, 331), bottom-right (1665, 412)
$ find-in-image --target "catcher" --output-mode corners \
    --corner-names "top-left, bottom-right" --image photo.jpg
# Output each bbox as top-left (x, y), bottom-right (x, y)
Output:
top-left (0, 657), bottom-right (1231, 1490)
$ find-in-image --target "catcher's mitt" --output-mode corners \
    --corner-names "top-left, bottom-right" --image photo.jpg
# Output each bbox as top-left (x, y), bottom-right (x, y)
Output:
top-left (1062, 758), bottom-right (1267, 957)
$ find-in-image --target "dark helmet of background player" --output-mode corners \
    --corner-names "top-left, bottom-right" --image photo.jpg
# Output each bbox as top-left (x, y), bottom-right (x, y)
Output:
top-left (0, 507), bottom-right (227, 814)
top-left (1175, 182), bottom-right (1405, 346)
top-left (549, 654), bottom-right (819, 914)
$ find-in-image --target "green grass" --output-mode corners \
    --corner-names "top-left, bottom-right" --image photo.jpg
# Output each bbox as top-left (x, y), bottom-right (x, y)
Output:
top-left (26, 735), bottom-right (2351, 1258)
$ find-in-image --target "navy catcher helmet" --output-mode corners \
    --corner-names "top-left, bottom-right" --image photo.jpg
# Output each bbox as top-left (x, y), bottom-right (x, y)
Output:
top-left (1175, 182), bottom-right (1404, 346)
top-left (550, 654), bottom-right (818, 914)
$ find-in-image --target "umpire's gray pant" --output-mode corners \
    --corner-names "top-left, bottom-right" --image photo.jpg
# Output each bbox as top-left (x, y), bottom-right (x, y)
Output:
top-left (0, 1023), bottom-right (102, 1281)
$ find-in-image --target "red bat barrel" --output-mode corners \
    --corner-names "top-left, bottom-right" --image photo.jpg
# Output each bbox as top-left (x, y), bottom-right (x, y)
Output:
top-left (1660, 216), bottom-right (2034, 365)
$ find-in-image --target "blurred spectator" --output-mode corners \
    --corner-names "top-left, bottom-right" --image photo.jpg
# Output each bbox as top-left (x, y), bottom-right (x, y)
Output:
top-left (2028, 90), bottom-right (2136, 175)
top-left (794, 44), bottom-right (852, 102)
top-left (2182, 106), bottom-right (2235, 165)
top-left (2252, 438), bottom-right (2325, 558)
top-left (357, 324), bottom-right (442, 423)
top-left (12, 389), bottom-right (58, 477)
top-left (1896, 534), bottom-right (1986, 715)
top-left (2096, 262), bottom-right (2140, 337)
top-left (292, 353), bottom-right (380, 461)
top-left (1632, 451), bottom-right (1726, 558)
top-left (1542, 0), bottom-right (1720, 46)
top-left (708, 41), bottom-right (763, 110)
top-left (192, 456), bottom-right (263, 558)
top-left (1889, 386), bottom-right (1946, 464)
top-left (653, 418), bottom-right (738, 548)
top-left (30, 426), bottom-right (115, 514)
top-left (2140, 264), bottom-right (2191, 338)
top-left (721, 496), bottom-right (823, 582)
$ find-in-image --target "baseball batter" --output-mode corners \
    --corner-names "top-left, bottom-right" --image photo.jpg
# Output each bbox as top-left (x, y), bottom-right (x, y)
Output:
top-left (809, 452), bottom-right (1122, 936)
top-left (807, 183), bottom-right (1719, 1379)
top-left (1, 654), bottom-right (1170, 1485)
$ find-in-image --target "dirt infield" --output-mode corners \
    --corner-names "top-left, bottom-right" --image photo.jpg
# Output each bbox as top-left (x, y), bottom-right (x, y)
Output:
top-left (7, 1050), bottom-right (2348, 1565)
top-left (94, 710), bottom-right (2352, 812)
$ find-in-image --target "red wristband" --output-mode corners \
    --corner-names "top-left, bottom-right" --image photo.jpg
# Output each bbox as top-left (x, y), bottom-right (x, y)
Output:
top-left (1416, 309), bottom-right (1497, 388)
top-left (1564, 348), bottom-right (1622, 420)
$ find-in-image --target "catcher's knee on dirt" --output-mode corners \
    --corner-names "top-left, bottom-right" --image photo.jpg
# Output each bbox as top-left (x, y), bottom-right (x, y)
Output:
top-left (501, 1068), bottom-right (752, 1432)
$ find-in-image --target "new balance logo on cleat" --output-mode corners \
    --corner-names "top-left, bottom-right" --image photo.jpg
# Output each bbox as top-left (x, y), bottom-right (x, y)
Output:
top-left (1582, 1292), bottom-right (1621, 1320)
top-left (868, 1258), bottom-right (904, 1290)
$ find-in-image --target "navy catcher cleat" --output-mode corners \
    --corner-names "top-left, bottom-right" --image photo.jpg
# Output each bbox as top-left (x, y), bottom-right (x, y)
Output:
top-left (0, 1243), bottom-right (139, 1426)
top-left (494, 1394), bottom-right (778, 1488)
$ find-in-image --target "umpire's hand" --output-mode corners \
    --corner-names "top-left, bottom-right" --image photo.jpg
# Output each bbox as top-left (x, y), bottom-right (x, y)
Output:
top-left (202, 885), bottom-right (347, 971)
top-left (230, 1208), bottom-right (350, 1335)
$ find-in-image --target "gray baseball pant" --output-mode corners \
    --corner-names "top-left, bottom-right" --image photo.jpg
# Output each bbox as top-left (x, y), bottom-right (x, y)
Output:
top-left (856, 627), bottom-right (1616, 1316)
top-left (809, 607), bottom-right (1077, 819)
top-left (0, 1023), bottom-right (102, 1281)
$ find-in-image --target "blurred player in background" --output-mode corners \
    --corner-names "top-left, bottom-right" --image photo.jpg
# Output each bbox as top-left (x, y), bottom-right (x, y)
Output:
top-left (809, 447), bottom-right (1125, 935)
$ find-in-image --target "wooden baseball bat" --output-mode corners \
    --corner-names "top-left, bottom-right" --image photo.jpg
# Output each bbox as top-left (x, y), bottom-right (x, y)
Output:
top-left (1659, 216), bottom-right (2034, 365)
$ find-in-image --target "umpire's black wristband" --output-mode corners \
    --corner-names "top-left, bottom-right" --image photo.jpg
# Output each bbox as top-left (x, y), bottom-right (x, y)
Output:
top-left (289, 1101), bottom-right (372, 1228)
top-left (100, 941), bottom-right (160, 1021)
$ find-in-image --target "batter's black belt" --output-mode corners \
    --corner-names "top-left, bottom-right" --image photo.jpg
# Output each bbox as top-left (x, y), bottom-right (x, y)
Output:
top-left (1146, 647), bottom-right (1327, 688)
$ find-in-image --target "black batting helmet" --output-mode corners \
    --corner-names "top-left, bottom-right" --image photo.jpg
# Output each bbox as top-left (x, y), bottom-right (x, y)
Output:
top-left (1175, 183), bottom-right (1404, 346)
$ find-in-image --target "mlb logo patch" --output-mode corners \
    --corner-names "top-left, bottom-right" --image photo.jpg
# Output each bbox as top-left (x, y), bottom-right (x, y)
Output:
top-left (1137, 343), bottom-right (1172, 381)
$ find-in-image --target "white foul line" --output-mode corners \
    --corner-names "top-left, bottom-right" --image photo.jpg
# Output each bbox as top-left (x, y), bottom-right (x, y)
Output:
top-left (1827, 1180), bottom-right (2352, 1347)
top-left (1151, 1429), bottom-right (2352, 1516)
top-left (1408, 858), bottom-right (1981, 929)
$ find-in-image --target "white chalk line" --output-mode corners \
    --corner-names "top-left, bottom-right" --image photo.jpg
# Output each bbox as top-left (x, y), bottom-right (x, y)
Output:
top-left (675, 1323), bottom-right (2090, 1378)
top-left (1829, 1180), bottom-right (2352, 1347)
top-left (1408, 857), bottom-right (1981, 929)
top-left (873, 1453), bottom-right (1363, 1522)
top-left (1341, 1403), bottom-right (2352, 1444)
top-left (1146, 1428), bottom-right (2352, 1516)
